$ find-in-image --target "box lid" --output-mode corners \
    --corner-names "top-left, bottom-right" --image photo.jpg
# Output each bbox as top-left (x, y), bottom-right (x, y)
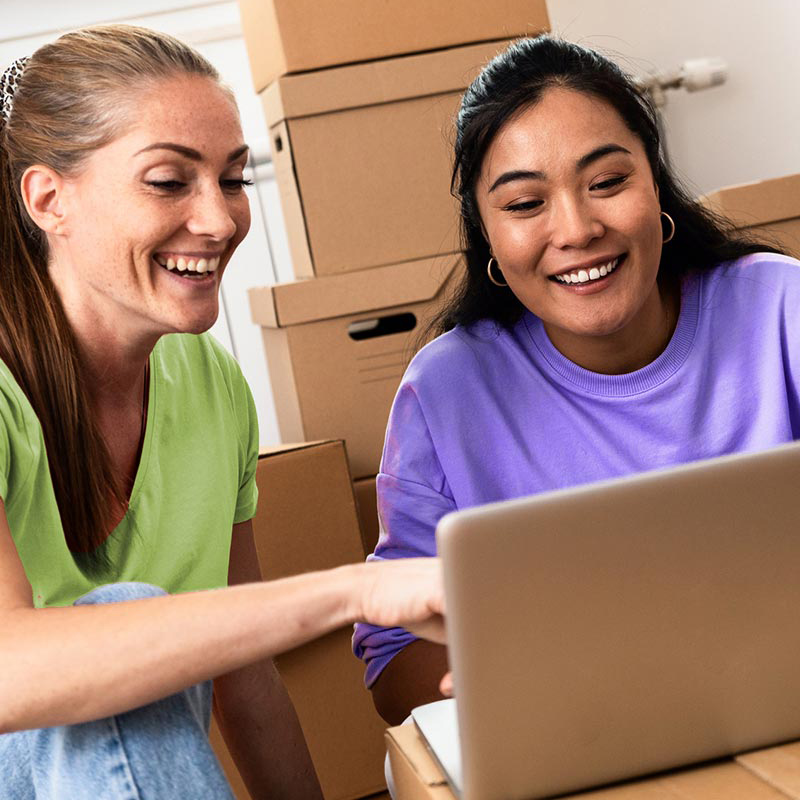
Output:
top-left (261, 39), bottom-right (513, 125)
top-left (701, 173), bottom-right (800, 228)
top-left (249, 252), bottom-right (462, 328)
top-left (257, 439), bottom-right (338, 458)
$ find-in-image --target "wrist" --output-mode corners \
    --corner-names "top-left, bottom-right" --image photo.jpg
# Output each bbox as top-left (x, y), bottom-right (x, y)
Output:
top-left (331, 563), bottom-right (367, 626)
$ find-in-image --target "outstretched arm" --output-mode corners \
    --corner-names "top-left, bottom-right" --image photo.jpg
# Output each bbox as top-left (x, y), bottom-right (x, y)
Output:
top-left (0, 502), bottom-right (444, 734)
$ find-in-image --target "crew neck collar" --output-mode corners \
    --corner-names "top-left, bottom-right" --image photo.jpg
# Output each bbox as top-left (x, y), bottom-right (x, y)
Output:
top-left (524, 274), bottom-right (700, 397)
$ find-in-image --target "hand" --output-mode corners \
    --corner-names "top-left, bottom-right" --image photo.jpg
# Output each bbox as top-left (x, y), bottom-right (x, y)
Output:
top-left (439, 671), bottom-right (453, 698)
top-left (355, 558), bottom-right (446, 645)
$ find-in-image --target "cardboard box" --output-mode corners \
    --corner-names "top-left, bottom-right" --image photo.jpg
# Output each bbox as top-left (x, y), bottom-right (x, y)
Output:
top-left (238, 0), bottom-right (550, 92)
top-left (353, 476), bottom-right (379, 556)
top-left (249, 253), bottom-right (461, 479)
top-left (262, 40), bottom-right (524, 278)
top-left (386, 722), bottom-right (800, 800)
top-left (211, 441), bottom-right (388, 800)
top-left (701, 173), bottom-right (800, 258)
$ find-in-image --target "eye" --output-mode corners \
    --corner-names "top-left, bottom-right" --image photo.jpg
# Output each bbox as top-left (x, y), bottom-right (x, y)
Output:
top-left (221, 178), bottom-right (254, 192)
top-left (590, 175), bottom-right (628, 191)
top-left (502, 199), bottom-right (544, 213)
top-left (146, 180), bottom-right (187, 192)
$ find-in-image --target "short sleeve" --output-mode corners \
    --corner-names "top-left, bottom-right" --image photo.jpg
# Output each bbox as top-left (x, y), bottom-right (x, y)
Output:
top-left (353, 382), bottom-right (456, 687)
top-left (232, 365), bottom-right (259, 524)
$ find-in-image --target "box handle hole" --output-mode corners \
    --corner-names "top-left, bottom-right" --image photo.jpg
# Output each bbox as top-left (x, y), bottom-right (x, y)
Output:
top-left (348, 312), bottom-right (417, 341)
top-left (274, 135), bottom-right (283, 152)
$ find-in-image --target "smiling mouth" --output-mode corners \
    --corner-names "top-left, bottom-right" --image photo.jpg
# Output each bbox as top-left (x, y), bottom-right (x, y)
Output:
top-left (153, 254), bottom-right (221, 279)
top-left (551, 255), bottom-right (624, 285)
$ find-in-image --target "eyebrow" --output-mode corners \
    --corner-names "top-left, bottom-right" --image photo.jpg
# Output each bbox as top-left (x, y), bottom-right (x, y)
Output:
top-left (135, 142), bottom-right (250, 163)
top-left (488, 143), bottom-right (633, 193)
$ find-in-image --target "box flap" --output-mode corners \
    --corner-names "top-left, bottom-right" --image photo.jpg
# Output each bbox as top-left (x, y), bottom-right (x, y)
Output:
top-left (257, 440), bottom-right (338, 458)
top-left (737, 742), bottom-right (800, 799)
top-left (386, 725), bottom-right (451, 789)
top-left (250, 252), bottom-right (462, 328)
top-left (701, 173), bottom-right (800, 228)
top-left (262, 39), bottom-right (513, 124)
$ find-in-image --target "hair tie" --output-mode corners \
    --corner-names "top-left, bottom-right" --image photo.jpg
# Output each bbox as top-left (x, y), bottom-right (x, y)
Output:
top-left (0, 57), bottom-right (30, 126)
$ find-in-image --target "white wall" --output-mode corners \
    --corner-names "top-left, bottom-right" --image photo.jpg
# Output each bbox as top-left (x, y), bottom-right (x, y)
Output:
top-left (548, 0), bottom-right (800, 195)
top-left (2, 0), bottom-right (798, 446)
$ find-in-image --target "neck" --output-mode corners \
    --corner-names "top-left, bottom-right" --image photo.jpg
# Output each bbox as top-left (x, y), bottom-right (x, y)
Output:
top-left (545, 280), bottom-right (680, 375)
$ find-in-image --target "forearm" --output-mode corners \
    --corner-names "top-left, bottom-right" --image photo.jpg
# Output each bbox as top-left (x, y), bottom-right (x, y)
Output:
top-left (0, 565), bottom-right (360, 733)
top-left (371, 639), bottom-right (449, 725)
top-left (214, 659), bottom-right (323, 799)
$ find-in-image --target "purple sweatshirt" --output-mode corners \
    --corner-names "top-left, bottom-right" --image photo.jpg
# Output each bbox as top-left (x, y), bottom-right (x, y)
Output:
top-left (353, 254), bottom-right (800, 687)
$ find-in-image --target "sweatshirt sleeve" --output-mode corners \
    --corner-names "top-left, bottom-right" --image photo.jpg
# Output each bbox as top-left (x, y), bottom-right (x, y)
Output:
top-left (352, 381), bottom-right (456, 687)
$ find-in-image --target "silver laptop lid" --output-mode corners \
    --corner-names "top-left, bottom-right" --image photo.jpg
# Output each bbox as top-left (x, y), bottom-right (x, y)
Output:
top-left (437, 441), bottom-right (800, 800)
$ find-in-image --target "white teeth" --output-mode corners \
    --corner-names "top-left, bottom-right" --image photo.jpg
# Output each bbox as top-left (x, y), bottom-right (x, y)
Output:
top-left (555, 257), bottom-right (619, 285)
top-left (156, 254), bottom-right (221, 274)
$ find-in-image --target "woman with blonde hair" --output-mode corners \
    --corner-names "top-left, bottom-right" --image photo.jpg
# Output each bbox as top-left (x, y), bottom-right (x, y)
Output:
top-left (0, 25), bottom-right (444, 798)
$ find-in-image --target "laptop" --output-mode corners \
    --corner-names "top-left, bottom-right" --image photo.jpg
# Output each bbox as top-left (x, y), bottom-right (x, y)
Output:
top-left (412, 441), bottom-right (800, 800)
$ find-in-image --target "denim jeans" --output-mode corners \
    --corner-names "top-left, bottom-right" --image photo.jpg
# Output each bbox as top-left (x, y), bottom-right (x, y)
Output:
top-left (0, 582), bottom-right (235, 799)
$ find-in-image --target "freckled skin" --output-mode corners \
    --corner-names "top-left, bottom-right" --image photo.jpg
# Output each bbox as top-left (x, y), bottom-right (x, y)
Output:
top-left (47, 75), bottom-right (251, 347)
top-left (475, 88), bottom-right (675, 374)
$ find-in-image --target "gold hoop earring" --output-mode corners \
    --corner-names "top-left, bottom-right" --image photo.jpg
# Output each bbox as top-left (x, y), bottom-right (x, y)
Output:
top-left (661, 211), bottom-right (675, 244)
top-left (487, 257), bottom-right (508, 287)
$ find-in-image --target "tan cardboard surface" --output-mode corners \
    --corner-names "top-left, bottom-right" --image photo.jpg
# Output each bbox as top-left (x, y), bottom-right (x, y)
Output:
top-left (737, 741), bottom-right (800, 798)
top-left (353, 476), bottom-right (379, 557)
top-left (251, 257), bottom-right (461, 478)
top-left (250, 253), bottom-right (461, 328)
top-left (701, 173), bottom-right (800, 258)
top-left (261, 40), bottom-right (522, 124)
top-left (387, 723), bottom-right (800, 800)
top-left (239, 0), bottom-right (549, 92)
top-left (260, 42), bottom-right (514, 277)
top-left (212, 442), bottom-right (387, 800)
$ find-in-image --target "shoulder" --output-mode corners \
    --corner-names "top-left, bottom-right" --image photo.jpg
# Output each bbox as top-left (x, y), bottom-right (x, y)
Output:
top-left (704, 252), bottom-right (800, 294)
top-left (0, 360), bottom-right (40, 441)
top-left (404, 318), bottom-right (518, 388)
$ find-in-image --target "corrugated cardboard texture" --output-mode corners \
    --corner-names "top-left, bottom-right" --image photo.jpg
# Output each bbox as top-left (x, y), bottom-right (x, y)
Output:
top-left (387, 723), bottom-right (800, 800)
top-left (353, 476), bottom-right (379, 557)
top-left (251, 257), bottom-right (461, 478)
top-left (701, 173), bottom-right (800, 258)
top-left (215, 442), bottom-right (387, 800)
top-left (239, 0), bottom-right (550, 92)
top-left (260, 42), bottom-right (510, 277)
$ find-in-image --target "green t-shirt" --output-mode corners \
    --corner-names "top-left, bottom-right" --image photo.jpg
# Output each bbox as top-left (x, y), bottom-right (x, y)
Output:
top-left (0, 333), bottom-right (259, 608)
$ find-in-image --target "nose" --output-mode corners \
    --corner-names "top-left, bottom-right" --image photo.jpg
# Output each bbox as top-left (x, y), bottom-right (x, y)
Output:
top-left (186, 185), bottom-right (239, 242)
top-left (549, 193), bottom-right (604, 250)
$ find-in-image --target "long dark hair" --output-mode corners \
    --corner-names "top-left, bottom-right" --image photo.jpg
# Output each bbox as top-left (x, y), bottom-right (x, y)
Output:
top-left (0, 25), bottom-right (220, 570)
top-left (434, 35), bottom-right (781, 333)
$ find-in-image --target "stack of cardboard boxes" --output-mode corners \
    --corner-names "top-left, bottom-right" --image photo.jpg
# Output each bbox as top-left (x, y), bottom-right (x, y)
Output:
top-left (242, 0), bottom-right (551, 555)
top-left (701, 172), bottom-right (800, 259)
top-left (224, 5), bottom-right (548, 798)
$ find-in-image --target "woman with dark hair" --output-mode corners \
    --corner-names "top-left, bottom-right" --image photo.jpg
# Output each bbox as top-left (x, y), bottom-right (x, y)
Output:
top-left (353, 34), bottom-right (798, 725)
top-left (0, 25), bottom-right (444, 798)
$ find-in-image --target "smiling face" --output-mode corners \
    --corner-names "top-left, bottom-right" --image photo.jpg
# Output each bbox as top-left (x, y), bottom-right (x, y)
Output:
top-left (48, 73), bottom-right (251, 342)
top-left (475, 87), bottom-right (671, 371)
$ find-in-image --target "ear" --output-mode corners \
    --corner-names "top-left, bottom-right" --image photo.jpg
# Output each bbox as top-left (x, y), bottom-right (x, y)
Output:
top-left (20, 165), bottom-right (67, 236)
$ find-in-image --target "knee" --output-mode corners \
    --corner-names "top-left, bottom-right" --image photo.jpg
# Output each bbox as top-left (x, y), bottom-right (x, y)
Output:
top-left (74, 582), bottom-right (168, 606)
